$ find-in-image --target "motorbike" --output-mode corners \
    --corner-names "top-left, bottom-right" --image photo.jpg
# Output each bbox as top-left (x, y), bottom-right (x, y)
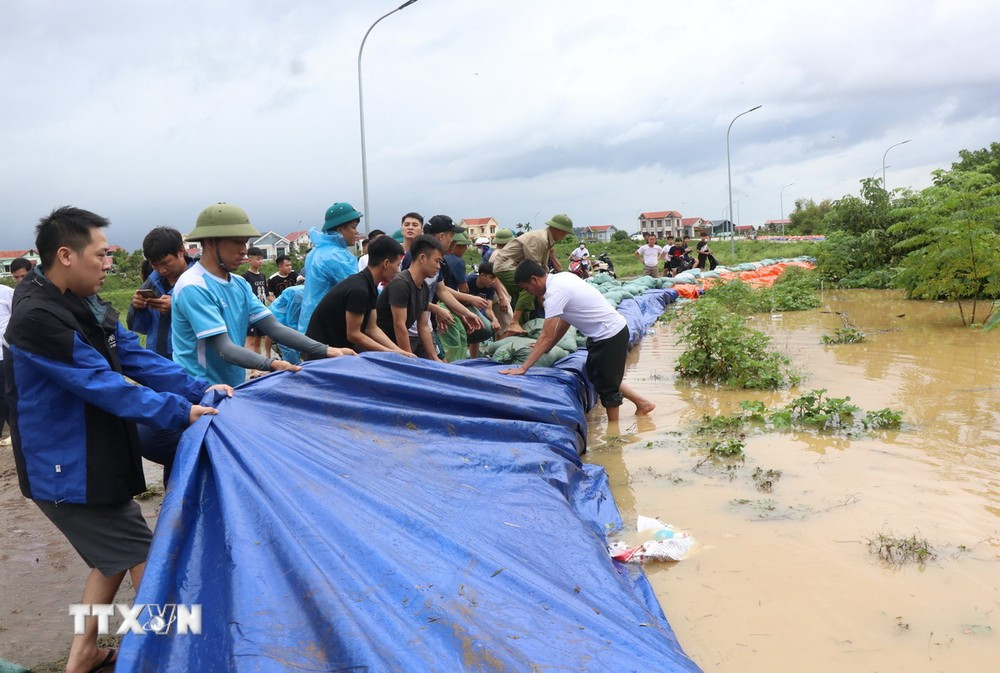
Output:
top-left (592, 252), bottom-right (616, 278)
top-left (568, 257), bottom-right (590, 279)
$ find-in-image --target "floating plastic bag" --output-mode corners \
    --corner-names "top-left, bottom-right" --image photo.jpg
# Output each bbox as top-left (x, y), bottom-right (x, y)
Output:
top-left (608, 515), bottom-right (694, 563)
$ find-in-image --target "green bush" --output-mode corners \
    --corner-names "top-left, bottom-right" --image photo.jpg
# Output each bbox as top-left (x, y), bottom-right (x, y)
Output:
top-left (672, 300), bottom-right (797, 389)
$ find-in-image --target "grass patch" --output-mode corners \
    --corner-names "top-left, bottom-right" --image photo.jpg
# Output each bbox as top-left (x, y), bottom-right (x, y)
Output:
top-left (867, 532), bottom-right (935, 566)
top-left (822, 327), bottom-right (867, 344)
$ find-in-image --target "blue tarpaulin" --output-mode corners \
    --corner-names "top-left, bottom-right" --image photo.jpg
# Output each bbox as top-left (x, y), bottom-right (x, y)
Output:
top-left (117, 289), bottom-right (699, 672)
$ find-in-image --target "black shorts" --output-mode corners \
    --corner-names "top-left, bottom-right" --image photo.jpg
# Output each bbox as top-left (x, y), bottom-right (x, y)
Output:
top-left (34, 499), bottom-right (153, 576)
top-left (585, 325), bottom-right (629, 408)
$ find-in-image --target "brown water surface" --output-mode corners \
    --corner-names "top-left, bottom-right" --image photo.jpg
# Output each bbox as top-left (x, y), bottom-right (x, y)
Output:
top-left (588, 290), bottom-right (1000, 673)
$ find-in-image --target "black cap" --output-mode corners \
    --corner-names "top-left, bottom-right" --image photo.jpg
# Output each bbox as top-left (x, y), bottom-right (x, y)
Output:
top-left (424, 214), bottom-right (465, 234)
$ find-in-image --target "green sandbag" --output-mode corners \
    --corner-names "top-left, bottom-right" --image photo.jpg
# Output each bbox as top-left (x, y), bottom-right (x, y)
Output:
top-left (534, 345), bottom-right (570, 367)
top-left (436, 302), bottom-right (467, 362)
top-left (516, 318), bottom-right (578, 352)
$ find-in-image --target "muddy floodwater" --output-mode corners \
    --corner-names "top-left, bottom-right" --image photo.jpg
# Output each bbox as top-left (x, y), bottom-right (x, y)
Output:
top-left (589, 289), bottom-right (999, 672)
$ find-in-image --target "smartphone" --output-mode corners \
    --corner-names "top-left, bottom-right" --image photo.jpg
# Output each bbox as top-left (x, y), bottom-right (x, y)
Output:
top-left (137, 288), bottom-right (161, 299)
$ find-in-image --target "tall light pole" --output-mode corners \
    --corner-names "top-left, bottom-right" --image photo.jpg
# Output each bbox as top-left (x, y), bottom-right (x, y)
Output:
top-left (779, 182), bottom-right (795, 236)
top-left (881, 139), bottom-right (910, 192)
top-left (727, 105), bottom-right (762, 254)
top-left (736, 194), bottom-right (751, 232)
top-left (358, 0), bottom-right (420, 234)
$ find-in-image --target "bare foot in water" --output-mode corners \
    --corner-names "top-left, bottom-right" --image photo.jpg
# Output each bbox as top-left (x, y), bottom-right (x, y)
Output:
top-left (635, 400), bottom-right (656, 415)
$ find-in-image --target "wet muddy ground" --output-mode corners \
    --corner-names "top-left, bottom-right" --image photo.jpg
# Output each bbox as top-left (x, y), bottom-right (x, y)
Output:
top-left (588, 290), bottom-right (999, 672)
top-left (2, 289), bottom-right (996, 671)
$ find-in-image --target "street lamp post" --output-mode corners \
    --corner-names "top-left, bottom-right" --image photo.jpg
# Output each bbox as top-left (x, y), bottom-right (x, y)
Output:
top-left (736, 194), bottom-right (751, 232)
top-left (779, 182), bottom-right (795, 236)
top-left (358, 0), bottom-right (420, 234)
top-left (881, 139), bottom-right (911, 192)
top-left (727, 105), bottom-right (762, 254)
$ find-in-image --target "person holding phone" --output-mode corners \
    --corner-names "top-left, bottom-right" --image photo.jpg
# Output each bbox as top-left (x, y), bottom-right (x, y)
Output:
top-left (127, 227), bottom-right (195, 358)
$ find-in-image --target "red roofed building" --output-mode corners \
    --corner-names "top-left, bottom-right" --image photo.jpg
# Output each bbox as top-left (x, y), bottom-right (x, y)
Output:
top-left (638, 211), bottom-right (683, 239)
top-left (286, 229), bottom-right (311, 252)
top-left (459, 217), bottom-right (499, 241)
top-left (1, 249), bottom-right (41, 276)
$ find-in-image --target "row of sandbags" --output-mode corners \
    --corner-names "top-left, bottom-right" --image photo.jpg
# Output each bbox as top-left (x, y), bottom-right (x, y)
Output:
top-left (483, 318), bottom-right (585, 367)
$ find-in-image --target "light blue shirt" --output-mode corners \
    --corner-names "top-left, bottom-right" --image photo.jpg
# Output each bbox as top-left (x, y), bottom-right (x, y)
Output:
top-left (171, 263), bottom-right (270, 386)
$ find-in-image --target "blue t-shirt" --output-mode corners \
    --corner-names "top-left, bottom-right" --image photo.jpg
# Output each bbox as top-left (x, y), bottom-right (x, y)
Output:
top-left (171, 263), bottom-right (271, 386)
top-left (442, 254), bottom-right (467, 291)
top-left (465, 273), bottom-right (496, 300)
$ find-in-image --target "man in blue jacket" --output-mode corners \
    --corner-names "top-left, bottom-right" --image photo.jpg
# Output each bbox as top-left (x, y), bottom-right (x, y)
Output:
top-left (3, 206), bottom-right (231, 673)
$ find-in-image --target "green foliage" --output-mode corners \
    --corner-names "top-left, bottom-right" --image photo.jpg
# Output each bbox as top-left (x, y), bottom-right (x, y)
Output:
top-left (611, 229), bottom-right (631, 241)
top-left (709, 437), bottom-right (745, 458)
top-left (891, 169), bottom-right (1000, 325)
top-left (702, 268), bottom-right (820, 314)
top-left (672, 300), bottom-right (797, 389)
top-left (788, 198), bottom-right (833, 235)
top-left (822, 327), bottom-right (866, 344)
top-left (693, 393), bottom-right (901, 437)
top-left (861, 408), bottom-right (903, 429)
top-left (950, 141), bottom-right (1000, 182)
top-left (775, 389), bottom-right (860, 430)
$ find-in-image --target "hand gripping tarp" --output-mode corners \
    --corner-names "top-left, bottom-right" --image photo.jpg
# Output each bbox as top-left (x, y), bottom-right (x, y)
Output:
top-left (117, 290), bottom-right (699, 672)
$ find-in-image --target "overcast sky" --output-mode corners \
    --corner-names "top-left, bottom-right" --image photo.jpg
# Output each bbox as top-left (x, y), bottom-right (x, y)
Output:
top-left (2, 0), bottom-right (998, 249)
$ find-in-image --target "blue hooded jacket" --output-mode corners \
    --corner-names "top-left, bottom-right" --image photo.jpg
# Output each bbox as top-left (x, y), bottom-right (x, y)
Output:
top-left (297, 228), bottom-right (358, 332)
top-left (3, 268), bottom-right (210, 504)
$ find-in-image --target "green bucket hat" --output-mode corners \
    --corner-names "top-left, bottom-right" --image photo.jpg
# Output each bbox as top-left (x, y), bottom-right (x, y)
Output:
top-left (391, 228), bottom-right (405, 243)
top-left (186, 203), bottom-right (261, 242)
top-left (494, 228), bottom-right (514, 245)
top-left (545, 214), bottom-right (574, 233)
top-left (323, 202), bottom-right (363, 232)
top-left (451, 231), bottom-right (472, 246)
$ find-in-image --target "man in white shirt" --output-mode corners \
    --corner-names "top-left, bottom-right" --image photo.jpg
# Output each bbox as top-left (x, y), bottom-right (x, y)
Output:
top-left (634, 233), bottom-right (664, 278)
top-left (499, 260), bottom-right (655, 421)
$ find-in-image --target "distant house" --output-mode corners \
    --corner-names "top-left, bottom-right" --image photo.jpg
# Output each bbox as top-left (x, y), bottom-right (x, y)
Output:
top-left (638, 211), bottom-right (683, 239)
top-left (0, 249), bottom-right (41, 277)
top-left (459, 217), bottom-right (499, 241)
top-left (286, 229), bottom-right (311, 253)
top-left (762, 219), bottom-right (791, 232)
top-left (251, 231), bottom-right (291, 259)
top-left (574, 225), bottom-right (619, 243)
top-left (679, 217), bottom-right (713, 238)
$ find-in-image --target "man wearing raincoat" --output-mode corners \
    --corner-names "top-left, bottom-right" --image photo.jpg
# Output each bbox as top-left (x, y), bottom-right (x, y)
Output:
top-left (298, 202), bottom-right (363, 332)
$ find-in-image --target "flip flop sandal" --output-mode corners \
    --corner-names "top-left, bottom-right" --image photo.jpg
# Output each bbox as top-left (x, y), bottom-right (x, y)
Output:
top-left (86, 647), bottom-right (117, 673)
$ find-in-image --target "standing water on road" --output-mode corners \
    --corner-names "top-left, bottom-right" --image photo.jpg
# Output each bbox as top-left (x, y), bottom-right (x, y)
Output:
top-left (589, 289), bottom-right (999, 673)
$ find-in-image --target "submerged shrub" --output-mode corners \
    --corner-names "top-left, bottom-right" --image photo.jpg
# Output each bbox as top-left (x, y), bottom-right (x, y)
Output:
top-left (673, 300), bottom-right (797, 389)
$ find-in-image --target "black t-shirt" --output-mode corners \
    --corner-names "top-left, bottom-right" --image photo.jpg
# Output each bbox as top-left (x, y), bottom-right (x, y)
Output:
top-left (696, 240), bottom-right (712, 254)
top-left (465, 273), bottom-right (496, 300)
top-left (376, 270), bottom-right (429, 347)
top-left (242, 270), bottom-right (268, 304)
top-left (267, 271), bottom-right (299, 298)
top-left (305, 269), bottom-right (377, 352)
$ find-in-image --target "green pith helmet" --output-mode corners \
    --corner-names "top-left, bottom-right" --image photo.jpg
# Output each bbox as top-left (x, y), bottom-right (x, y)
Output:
top-left (323, 202), bottom-right (363, 232)
top-left (494, 228), bottom-right (514, 245)
top-left (186, 203), bottom-right (260, 241)
top-left (545, 214), bottom-right (574, 233)
top-left (452, 231), bottom-right (472, 246)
